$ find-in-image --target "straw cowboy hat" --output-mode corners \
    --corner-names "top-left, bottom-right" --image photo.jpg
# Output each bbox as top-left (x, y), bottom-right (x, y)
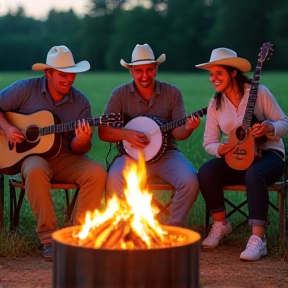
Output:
top-left (120, 43), bottom-right (166, 69)
top-left (195, 47), bottom-right (251, 72)
top-left (32, 45), bottom-right (90, 73)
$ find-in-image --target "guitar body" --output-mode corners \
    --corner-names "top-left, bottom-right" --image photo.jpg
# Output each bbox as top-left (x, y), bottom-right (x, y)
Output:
top-left (224, 42), bottom-right (274, 170)
top-left (0, 111), bottom-right (62, 175)
top-left (225, 126), bottom-right (255, 170)
top-left (122, 115), bottom-right (167, 162)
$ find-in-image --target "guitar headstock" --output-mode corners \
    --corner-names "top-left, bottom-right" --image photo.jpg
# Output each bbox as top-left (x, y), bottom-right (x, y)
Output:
top-left (100, 113), bottom-right (123, 128)
top-left (258, 42), bottom-right (274, 63)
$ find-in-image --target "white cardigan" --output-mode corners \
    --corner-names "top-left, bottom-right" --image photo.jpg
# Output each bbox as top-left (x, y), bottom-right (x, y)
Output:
top-left (203, 84), bottom-right (288, 158)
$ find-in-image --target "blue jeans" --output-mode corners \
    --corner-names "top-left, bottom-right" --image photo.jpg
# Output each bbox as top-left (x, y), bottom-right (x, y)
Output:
top-left (198, 150), bottom-right (284, 227)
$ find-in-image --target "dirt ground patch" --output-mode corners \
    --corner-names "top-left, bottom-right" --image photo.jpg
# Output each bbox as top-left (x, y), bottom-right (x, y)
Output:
top-left (0, 241), bottom-right (287, 288)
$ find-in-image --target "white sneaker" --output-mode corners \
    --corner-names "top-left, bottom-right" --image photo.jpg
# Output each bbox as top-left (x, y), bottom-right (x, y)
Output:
top-left (240, 235), bottom-right (267, 261)
top-left (202, 220), bottom-right (232, 248)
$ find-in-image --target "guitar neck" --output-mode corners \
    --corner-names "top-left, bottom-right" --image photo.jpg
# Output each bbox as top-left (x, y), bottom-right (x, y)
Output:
top-left (40, 117), bottom-right (102, 136)
top-left (242, 60), bottom-right (264, 129)
top-left (160, 107), bottom-right (207, 133)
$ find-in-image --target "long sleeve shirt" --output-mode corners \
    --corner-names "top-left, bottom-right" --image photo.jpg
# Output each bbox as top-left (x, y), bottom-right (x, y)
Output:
top-left (204, 84), bottom-right (288, 158)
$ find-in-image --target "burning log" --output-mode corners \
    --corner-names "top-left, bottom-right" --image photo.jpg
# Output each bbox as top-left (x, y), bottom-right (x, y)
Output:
top-left (102, 219), bottom-right (130, 249)
top-left (67, 214), bottom-right (186, 249)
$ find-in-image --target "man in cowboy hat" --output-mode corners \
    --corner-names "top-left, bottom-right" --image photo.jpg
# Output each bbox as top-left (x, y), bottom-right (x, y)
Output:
top-left (99, 43), bottom-right (201, 228)
top-left (0, 45), bottom-right (107, 260)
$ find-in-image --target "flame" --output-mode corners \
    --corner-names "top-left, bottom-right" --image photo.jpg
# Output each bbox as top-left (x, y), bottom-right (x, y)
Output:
top-left (75, 152), bottom-right (167, 249)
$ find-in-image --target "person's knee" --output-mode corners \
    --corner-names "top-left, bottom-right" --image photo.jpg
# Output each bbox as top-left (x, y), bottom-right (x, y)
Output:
top-left (187, 172), bottom-right (199, 191)
top-left (22, 164), bottom-right (48, 181)
top-left (106, 169), bottom-right (126, 198)
top-left (83, 162), bottom-right (107, 183)
top-left (22, 156), bottom-right (51, 180)
top-left (245, 166), bottom-right (262, 184)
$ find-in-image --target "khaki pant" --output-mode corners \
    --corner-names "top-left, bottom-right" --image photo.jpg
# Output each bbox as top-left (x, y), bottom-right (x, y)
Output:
top-left (21, 149), bottom-right (107, 245)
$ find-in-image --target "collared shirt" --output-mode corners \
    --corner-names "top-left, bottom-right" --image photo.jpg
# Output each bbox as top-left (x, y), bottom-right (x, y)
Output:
top-left (104, 80), bottom-right (187, 150)
top-left (204, 84), bottom-right (288, 157)
top-left (0, 76), bottom-right (92, 151)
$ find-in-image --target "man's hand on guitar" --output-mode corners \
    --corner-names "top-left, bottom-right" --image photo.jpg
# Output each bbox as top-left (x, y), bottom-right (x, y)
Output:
top-left (252, 123), bottom-right (274, 137)
top-left (6, 126), bottom-right (25, 143)
top-left (75, 120), bottom-right (93, 143)
top-left (123, 129), bottom-right (150, 151)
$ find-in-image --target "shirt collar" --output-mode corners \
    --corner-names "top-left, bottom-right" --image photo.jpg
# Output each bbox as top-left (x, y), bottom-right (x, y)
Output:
top-left (129, 80), bottom-right (161, 96)
top-left (40, 75), bottom-right (74, 104)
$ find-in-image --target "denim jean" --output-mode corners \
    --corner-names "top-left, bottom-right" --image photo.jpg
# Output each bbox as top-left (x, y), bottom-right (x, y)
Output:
top-left (106, 149), bottom-right (199, 227)
top-left (198, 150), bottom-right (284, 228)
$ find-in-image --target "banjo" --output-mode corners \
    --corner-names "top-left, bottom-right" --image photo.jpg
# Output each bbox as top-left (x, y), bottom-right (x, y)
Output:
top-left (120, 107), bottom-right (207, 162)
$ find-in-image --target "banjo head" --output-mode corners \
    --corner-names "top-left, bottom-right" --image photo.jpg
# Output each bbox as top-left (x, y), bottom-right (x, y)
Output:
top-left (122, 116), bottom-right (162, 161)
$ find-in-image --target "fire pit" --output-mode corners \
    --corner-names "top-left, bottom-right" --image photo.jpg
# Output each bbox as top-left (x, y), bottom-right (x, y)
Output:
top-left (52, 225), bottom-right (200, 288)
top-left (52, 154), bottom-right (201, 288)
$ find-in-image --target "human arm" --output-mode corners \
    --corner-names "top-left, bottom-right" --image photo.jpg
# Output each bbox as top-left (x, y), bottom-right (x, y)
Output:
top-left (170, 89), bottom-right (201, 140)
top-left (203, 99), bottom-right (236, 157)
top-left (171, 116), bottom-right (201, 140)
top-left (70, 120), bottom-right (93, 154)
top-left (252, 85), bottom-right (288, 138)
top-left (0, 111), bottom-right (25, 143)
top-left (99, 126), bottom-right (150, 150)
top-left (98, 87), bottom-right (149, 150)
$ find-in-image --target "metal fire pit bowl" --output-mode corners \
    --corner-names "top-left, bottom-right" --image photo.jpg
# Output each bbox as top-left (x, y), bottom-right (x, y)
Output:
top-left (52, 225), bottom-right (201, 288)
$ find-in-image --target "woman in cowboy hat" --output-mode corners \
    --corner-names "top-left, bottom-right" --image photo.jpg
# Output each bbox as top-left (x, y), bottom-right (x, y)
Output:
top-left (196, 47), bottom-right (288, 261)
top-left (0, 45), bottom-right (107, 260)
top-left (99, 43), bottom-right (201, 228)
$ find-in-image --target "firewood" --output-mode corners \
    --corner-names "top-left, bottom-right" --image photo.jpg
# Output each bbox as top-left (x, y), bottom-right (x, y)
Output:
top-left (102, 219), bottom-right (129, 248)
top-left (128, 228), bottom-right (148, 249)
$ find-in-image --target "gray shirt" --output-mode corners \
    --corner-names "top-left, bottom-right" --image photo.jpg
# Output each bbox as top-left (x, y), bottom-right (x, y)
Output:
top-left (104, 80), bottom-right (186, 150)
top-left (0, 76), bottom-right (92, 151)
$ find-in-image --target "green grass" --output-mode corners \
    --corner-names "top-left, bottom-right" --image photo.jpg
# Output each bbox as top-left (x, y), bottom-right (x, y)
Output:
top-left (0, 71), bottom-right (287, 258)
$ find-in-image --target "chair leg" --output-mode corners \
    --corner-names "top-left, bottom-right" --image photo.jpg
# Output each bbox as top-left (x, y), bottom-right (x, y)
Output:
top-left (0, 175), bottom-right (4, 228)
top-left (9, 183), bottom-right (16, 231)
top-left (278, 191), bottom-right (285, 244)
top-left (9, 182), bottom-right (25, 231)
top-left (64, 188), bottom-right (79, 226)
top-left (13, 189), bottom-right (25, 230)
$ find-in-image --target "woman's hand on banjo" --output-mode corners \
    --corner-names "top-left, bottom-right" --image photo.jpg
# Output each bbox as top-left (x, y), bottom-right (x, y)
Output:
top-left (123, 129), bottom-right (150, 150)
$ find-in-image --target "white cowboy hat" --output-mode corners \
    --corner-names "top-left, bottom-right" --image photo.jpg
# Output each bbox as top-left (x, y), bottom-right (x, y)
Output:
top-left (32, 45), bottom-right (90, 73)
top-left (120, 43), bottom-right (166, 69)
top-left (195, 47), bottom-right (251, 72)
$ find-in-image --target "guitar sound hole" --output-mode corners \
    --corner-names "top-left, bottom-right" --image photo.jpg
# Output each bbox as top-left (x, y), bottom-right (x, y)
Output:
top-left (235, 127), bottom-right (247, 142)
top-left (25, 125), bottom-right (40, 142)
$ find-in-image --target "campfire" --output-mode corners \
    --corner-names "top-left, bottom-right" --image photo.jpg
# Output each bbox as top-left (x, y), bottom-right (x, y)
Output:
top-left (65, 153), bottom-right (186, 250)
top-left (52, 153), bottom-right (201, 288)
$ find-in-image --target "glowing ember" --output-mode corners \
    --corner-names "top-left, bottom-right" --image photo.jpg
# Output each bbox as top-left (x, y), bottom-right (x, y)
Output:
top-left (67, 153), bottom-right (186, 249)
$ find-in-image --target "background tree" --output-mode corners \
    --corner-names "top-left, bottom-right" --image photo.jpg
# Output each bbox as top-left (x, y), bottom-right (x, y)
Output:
top-left (266, 1), bottom-right (288, 70)
top-left (105, 7), bottom-right (166, 71)
top-left (0, 0), bottom-right (286, 71)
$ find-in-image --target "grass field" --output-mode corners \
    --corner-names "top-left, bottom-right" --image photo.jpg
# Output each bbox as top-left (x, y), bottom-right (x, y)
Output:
top-left (0, 71), bottom-right (287, 257)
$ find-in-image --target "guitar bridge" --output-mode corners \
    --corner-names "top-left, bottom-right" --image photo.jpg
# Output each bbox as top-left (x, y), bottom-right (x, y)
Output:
top-left (233, 150), bottom-right (247, 155)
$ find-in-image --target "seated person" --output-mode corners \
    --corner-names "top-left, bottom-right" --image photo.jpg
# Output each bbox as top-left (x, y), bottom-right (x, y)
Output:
top-left (195, 47), bottom-right (288, 261)
top-left (0, 45), bottom-right (107, 260)
top-left (99, 43), bottom-right (201, 228)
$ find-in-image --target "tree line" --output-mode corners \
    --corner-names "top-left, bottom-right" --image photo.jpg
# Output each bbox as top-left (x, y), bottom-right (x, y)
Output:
top-left (0, 0), bottom-right (287, 72)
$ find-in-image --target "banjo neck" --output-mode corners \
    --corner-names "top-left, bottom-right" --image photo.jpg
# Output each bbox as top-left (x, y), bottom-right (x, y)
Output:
top-left (160, 107), bottom-right (207, 133)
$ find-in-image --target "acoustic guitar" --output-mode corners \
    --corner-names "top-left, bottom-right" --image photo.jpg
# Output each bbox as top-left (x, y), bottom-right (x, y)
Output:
top-left (225, 42), bottom-right (274, 170)
top-left (120, 107), bottom-right (207, 162)
top-left (0, 110), bottom-right (122, 175)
